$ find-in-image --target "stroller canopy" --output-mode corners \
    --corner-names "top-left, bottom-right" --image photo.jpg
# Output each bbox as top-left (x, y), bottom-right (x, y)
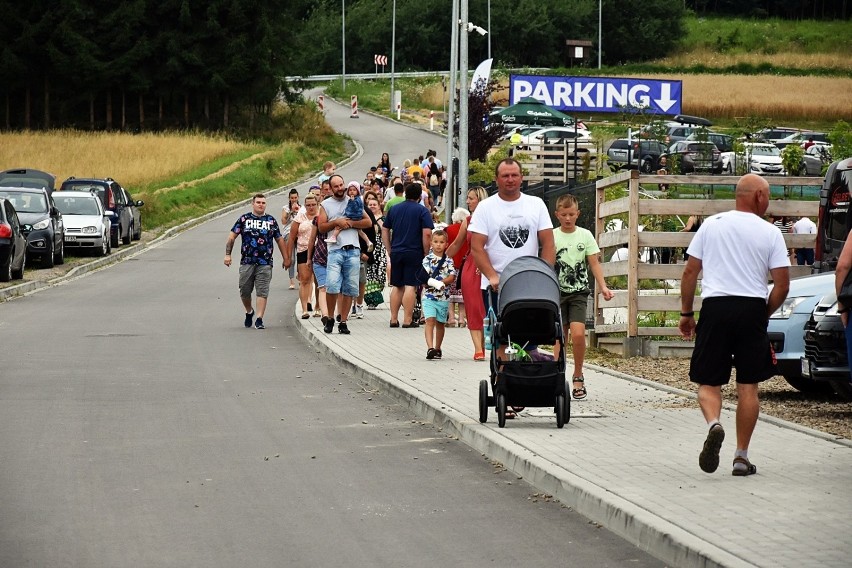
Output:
top-left (499, 256), bottom-right (560, 313)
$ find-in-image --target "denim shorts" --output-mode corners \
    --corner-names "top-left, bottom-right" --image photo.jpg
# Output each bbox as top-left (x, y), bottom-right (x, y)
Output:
top-left (325, 247), bottom-right (360, 296)
top-left (313, 263), bottom-right (327, 288)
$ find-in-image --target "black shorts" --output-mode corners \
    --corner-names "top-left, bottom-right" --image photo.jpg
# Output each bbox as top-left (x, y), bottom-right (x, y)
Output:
top-left (296, 250), bottom-right (308, 265)
top-left (390, 250), bottom-right (423, 287)
top-left (689, 296), bottom-right (776, 386)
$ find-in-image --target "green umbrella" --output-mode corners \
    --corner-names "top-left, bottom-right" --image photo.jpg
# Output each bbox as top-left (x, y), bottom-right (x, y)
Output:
top-left (492, 97), bottom-right (575, 126)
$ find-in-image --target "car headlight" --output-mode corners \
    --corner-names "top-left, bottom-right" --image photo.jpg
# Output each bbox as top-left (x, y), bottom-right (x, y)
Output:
top-left (770, 296), bottom-right (807, 319)
top-left (32, 218), bottom-right (51, 230)
top-left (82, 226), bottom-right (98, 234)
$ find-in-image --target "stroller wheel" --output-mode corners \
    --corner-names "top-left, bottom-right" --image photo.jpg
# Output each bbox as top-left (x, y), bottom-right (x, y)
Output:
top-left (478, 380), bottom-right (489, 423)
top-left (496, 394), bottom-right (507, 428)
top-left (556, 395), bottom-right (566, 428)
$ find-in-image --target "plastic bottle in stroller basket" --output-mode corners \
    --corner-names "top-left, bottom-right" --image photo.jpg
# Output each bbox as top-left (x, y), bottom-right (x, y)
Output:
top-left (483, 315), bottom-right (492, 350)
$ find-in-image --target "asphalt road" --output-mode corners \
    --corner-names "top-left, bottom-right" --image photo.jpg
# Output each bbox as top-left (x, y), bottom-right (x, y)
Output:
top-left (0, 96), bottom-right (663, 567)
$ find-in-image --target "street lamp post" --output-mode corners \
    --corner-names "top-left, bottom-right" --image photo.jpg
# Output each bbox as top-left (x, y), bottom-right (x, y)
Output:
top-left (390, 0), bottom-right (396, 112)
top-left (445, 0), bottom-right (460, 223)
top-left (458, 0), bottom-right (470, 202)
top-left (342, 1), bottom-right (346, 90)
top-left (598, 0), bottom-right (602, 69)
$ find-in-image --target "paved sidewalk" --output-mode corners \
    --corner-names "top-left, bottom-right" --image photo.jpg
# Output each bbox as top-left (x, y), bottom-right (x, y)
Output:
top-left (292, 297), bottom-right (852, 568)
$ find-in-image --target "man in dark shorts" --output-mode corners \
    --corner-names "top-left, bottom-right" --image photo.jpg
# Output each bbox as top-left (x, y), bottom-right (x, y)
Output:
top-left (382, 183), bottom-right (434, 327)
top-left (679, 174), bottom-right (790, 477)
top-left (224, 194), bottom-right (289, 330)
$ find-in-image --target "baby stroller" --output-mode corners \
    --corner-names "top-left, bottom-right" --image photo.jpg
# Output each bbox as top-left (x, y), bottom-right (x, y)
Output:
top-left (478, 256), bottom-right (570, 428)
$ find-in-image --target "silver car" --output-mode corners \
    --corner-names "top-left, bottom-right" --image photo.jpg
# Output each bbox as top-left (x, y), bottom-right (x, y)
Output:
top-left (52, 191), bottom-right (113, 257)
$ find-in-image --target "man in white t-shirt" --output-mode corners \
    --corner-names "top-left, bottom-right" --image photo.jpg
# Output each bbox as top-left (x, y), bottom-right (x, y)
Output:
top-left (679, 174), bottom-right (790, 477)
top-left (469, 158), bottom-right (555, 375)
top-left (791, 215), bottom-right (817, 266)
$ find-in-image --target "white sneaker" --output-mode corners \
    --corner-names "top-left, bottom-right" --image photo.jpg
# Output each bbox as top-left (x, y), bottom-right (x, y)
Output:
top-left (354, 304), bottom-right (364, 319)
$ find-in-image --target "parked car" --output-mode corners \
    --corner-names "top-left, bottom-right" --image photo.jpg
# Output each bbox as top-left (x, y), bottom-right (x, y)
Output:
top-left (751, 127), bottom-right (803, 145)
top-left (768, 271), bottom-right (836, 394)
top-left (736, 142), bottom-right (785, 176)
top-left (640, 114), bottom-right (712, 145)
top-left (802, 292), bottom-right (852, 400)
top-left (685, 131), bottom-right (734, 153)
top-left (0, 168), bottom-right (56, 194)
top-left (798, 145), bottom-right (833, 177)
top-left (59, 177), bottom-right (132, 248)
top-left (52, 191), bottom-right (113, 257)
top-left (119, 187), bottom-right (144, 241)
top-left (663, 141), bottom-right (723, 174)
top-left (0, 187), bottom-right (65, 267)
top-left (606, 139), bottom-right (667, 172)
top-left (775, 131), bottom-right (830, 150)
top-left (0, 197), bottom-right (27, 282)
top-left (518, 126), bottom-right (594, 150)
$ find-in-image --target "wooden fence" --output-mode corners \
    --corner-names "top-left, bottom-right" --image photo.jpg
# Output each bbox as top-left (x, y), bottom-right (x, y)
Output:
top-left (593, 170), bottom-right (822, 351)
top-left (522, 141), bottom-right (598, 183)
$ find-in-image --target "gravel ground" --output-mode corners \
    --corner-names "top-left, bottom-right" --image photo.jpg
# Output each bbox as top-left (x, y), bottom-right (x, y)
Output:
top-left (585, 349), bottom-right (852, 441)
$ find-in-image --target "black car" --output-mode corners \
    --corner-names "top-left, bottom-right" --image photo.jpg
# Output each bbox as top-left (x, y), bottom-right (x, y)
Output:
top-left (117, 186), bottom-right (144, 241)
top-left (607, 139), bottom-right (667, 172)
top-left (685, 131), bottom-right (734, 153)
top-left (0, 187), bottom-right (65, 267)
top-left (0, 168), bottom-right (56, 195)
top-left (663, 141), bottom-right (724, 174)
top-left (802, 292), bottom-right (851, 400)
top-left (59, 177), bottom-right (132, 248)
top-left (0, 197), bottom-right (27, 282)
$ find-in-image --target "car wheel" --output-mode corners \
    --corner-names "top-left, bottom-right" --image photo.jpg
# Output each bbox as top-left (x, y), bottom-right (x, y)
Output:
top-left (783, 374), bottom-right (834, 395)
top-left (110, 228), bottom-right (119, 249)
top-left (11, 249), bottom-right (25, 280)
top-left (726, 162), bottom-right (733, 174)
top-left (640, 158), bottom-right (653, 174)
top-left (55, 238), bottom-right (65, 265)
top-left (122, 223), bottom-right (131, 245)
top-left (42, 241), bottom-right (55, 268)
top-left (0, 258), bottom-right (11, 282)
top-left (96, 234), bottom-right (108, 257)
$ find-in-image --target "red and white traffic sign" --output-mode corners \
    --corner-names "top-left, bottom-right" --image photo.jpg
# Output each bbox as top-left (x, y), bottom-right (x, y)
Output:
top-left (350, 95), bottom-right (359, 119)
top-left (374, 54), bottom-right (388, 66)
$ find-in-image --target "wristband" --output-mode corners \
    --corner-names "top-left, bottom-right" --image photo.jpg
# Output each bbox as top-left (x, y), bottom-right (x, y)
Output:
top-left (680, 312), bottom-right (694, 317)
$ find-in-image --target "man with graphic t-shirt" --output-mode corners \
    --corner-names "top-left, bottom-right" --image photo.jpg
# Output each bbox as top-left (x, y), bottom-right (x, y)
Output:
top-left (224, 194), bottom-right (289, 330)
top-left (469, 158), bottom-right (555, 367)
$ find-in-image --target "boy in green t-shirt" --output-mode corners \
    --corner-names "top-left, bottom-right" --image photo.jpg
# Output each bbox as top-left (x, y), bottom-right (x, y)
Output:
top-left (552, 194), bottom-right (613, 399)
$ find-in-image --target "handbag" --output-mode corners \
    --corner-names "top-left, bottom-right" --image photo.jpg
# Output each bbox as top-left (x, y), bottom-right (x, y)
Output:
top-left (838, 270), bottom-right (852, 306)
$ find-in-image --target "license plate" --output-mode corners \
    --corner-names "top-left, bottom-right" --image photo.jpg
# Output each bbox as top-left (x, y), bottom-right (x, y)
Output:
top-left (801, 357), bottom-right (811, 377)
top-left (65, 236), bottom-right (77, 242)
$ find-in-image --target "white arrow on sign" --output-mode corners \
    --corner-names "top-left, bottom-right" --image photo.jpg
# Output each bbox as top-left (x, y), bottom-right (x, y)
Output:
top-left (654, 83), bottom-right (677, 113)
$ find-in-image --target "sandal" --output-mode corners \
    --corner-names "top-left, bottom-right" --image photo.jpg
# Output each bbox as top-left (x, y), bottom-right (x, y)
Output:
top-left (473, 352), bottom-right (485, 361)
top-left (732, 456), bottom-right (757, 476)
top-left (389, 321), bottom-right (400, 328)
top-left (504, 411), bottom-right (517, 419)
top-left (572, 376), bottom-right (587, 400)
top-left (301, 313), bottom-right (310, 319)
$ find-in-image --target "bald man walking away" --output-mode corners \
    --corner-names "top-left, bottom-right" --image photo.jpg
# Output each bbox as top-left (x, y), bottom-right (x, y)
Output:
top-left (679, 174), bottom-right (790, 477)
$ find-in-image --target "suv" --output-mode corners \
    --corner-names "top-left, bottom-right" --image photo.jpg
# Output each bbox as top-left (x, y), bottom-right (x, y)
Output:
top-left (59, 177), bottom-right (132, 248)
top-left (607, 139), bottom-right (667, 172)
top-left (752, 127), bottom-right (802, 144)
top-left (0, 187), bottom-right (65, 267)
top-left (801, 293), bottom-right (851, 400)
top-left (813, 157), bottom-right (852, 273)
top-left (52, 191), bottom-right (113, 257)
top-left (663, 141), bottom-right (723, 174)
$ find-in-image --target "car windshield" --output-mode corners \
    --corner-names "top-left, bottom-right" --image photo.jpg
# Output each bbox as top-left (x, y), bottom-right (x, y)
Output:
top-left (54, 196), bottom-right (100, 215)
top-left (0, 191), bottom-right (47, 213)
top-left (752, 146), bottom-right (781, 157)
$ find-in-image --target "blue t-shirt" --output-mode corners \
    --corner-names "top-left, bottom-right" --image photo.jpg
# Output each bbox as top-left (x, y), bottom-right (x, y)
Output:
top-left (384, 200), bottom-right (434, 254)
top-left (231, 212), bottom-right (281, 265)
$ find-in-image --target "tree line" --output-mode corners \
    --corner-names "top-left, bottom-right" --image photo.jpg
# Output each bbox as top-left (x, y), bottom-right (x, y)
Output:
top-left (0, 0), bottom-right (300, 132)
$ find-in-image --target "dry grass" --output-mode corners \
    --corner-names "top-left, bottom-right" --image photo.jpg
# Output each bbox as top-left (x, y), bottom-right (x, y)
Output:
top-left (0, 130), bottom-right (251, 189)
top-left (656, 48), bottom-right (852, 72)
top-left (491, 73), bottom-right (852, 123)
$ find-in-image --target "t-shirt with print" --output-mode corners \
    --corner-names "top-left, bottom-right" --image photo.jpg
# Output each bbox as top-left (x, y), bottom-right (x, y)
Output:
top-left (421, 252), bottom-right (456, 301)
top-left (467, 192), bottom-right (553, 289)
top-left (231, 212), bottom-right (281, 265)
top-left (553, 226), bottom-right (600, 295)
